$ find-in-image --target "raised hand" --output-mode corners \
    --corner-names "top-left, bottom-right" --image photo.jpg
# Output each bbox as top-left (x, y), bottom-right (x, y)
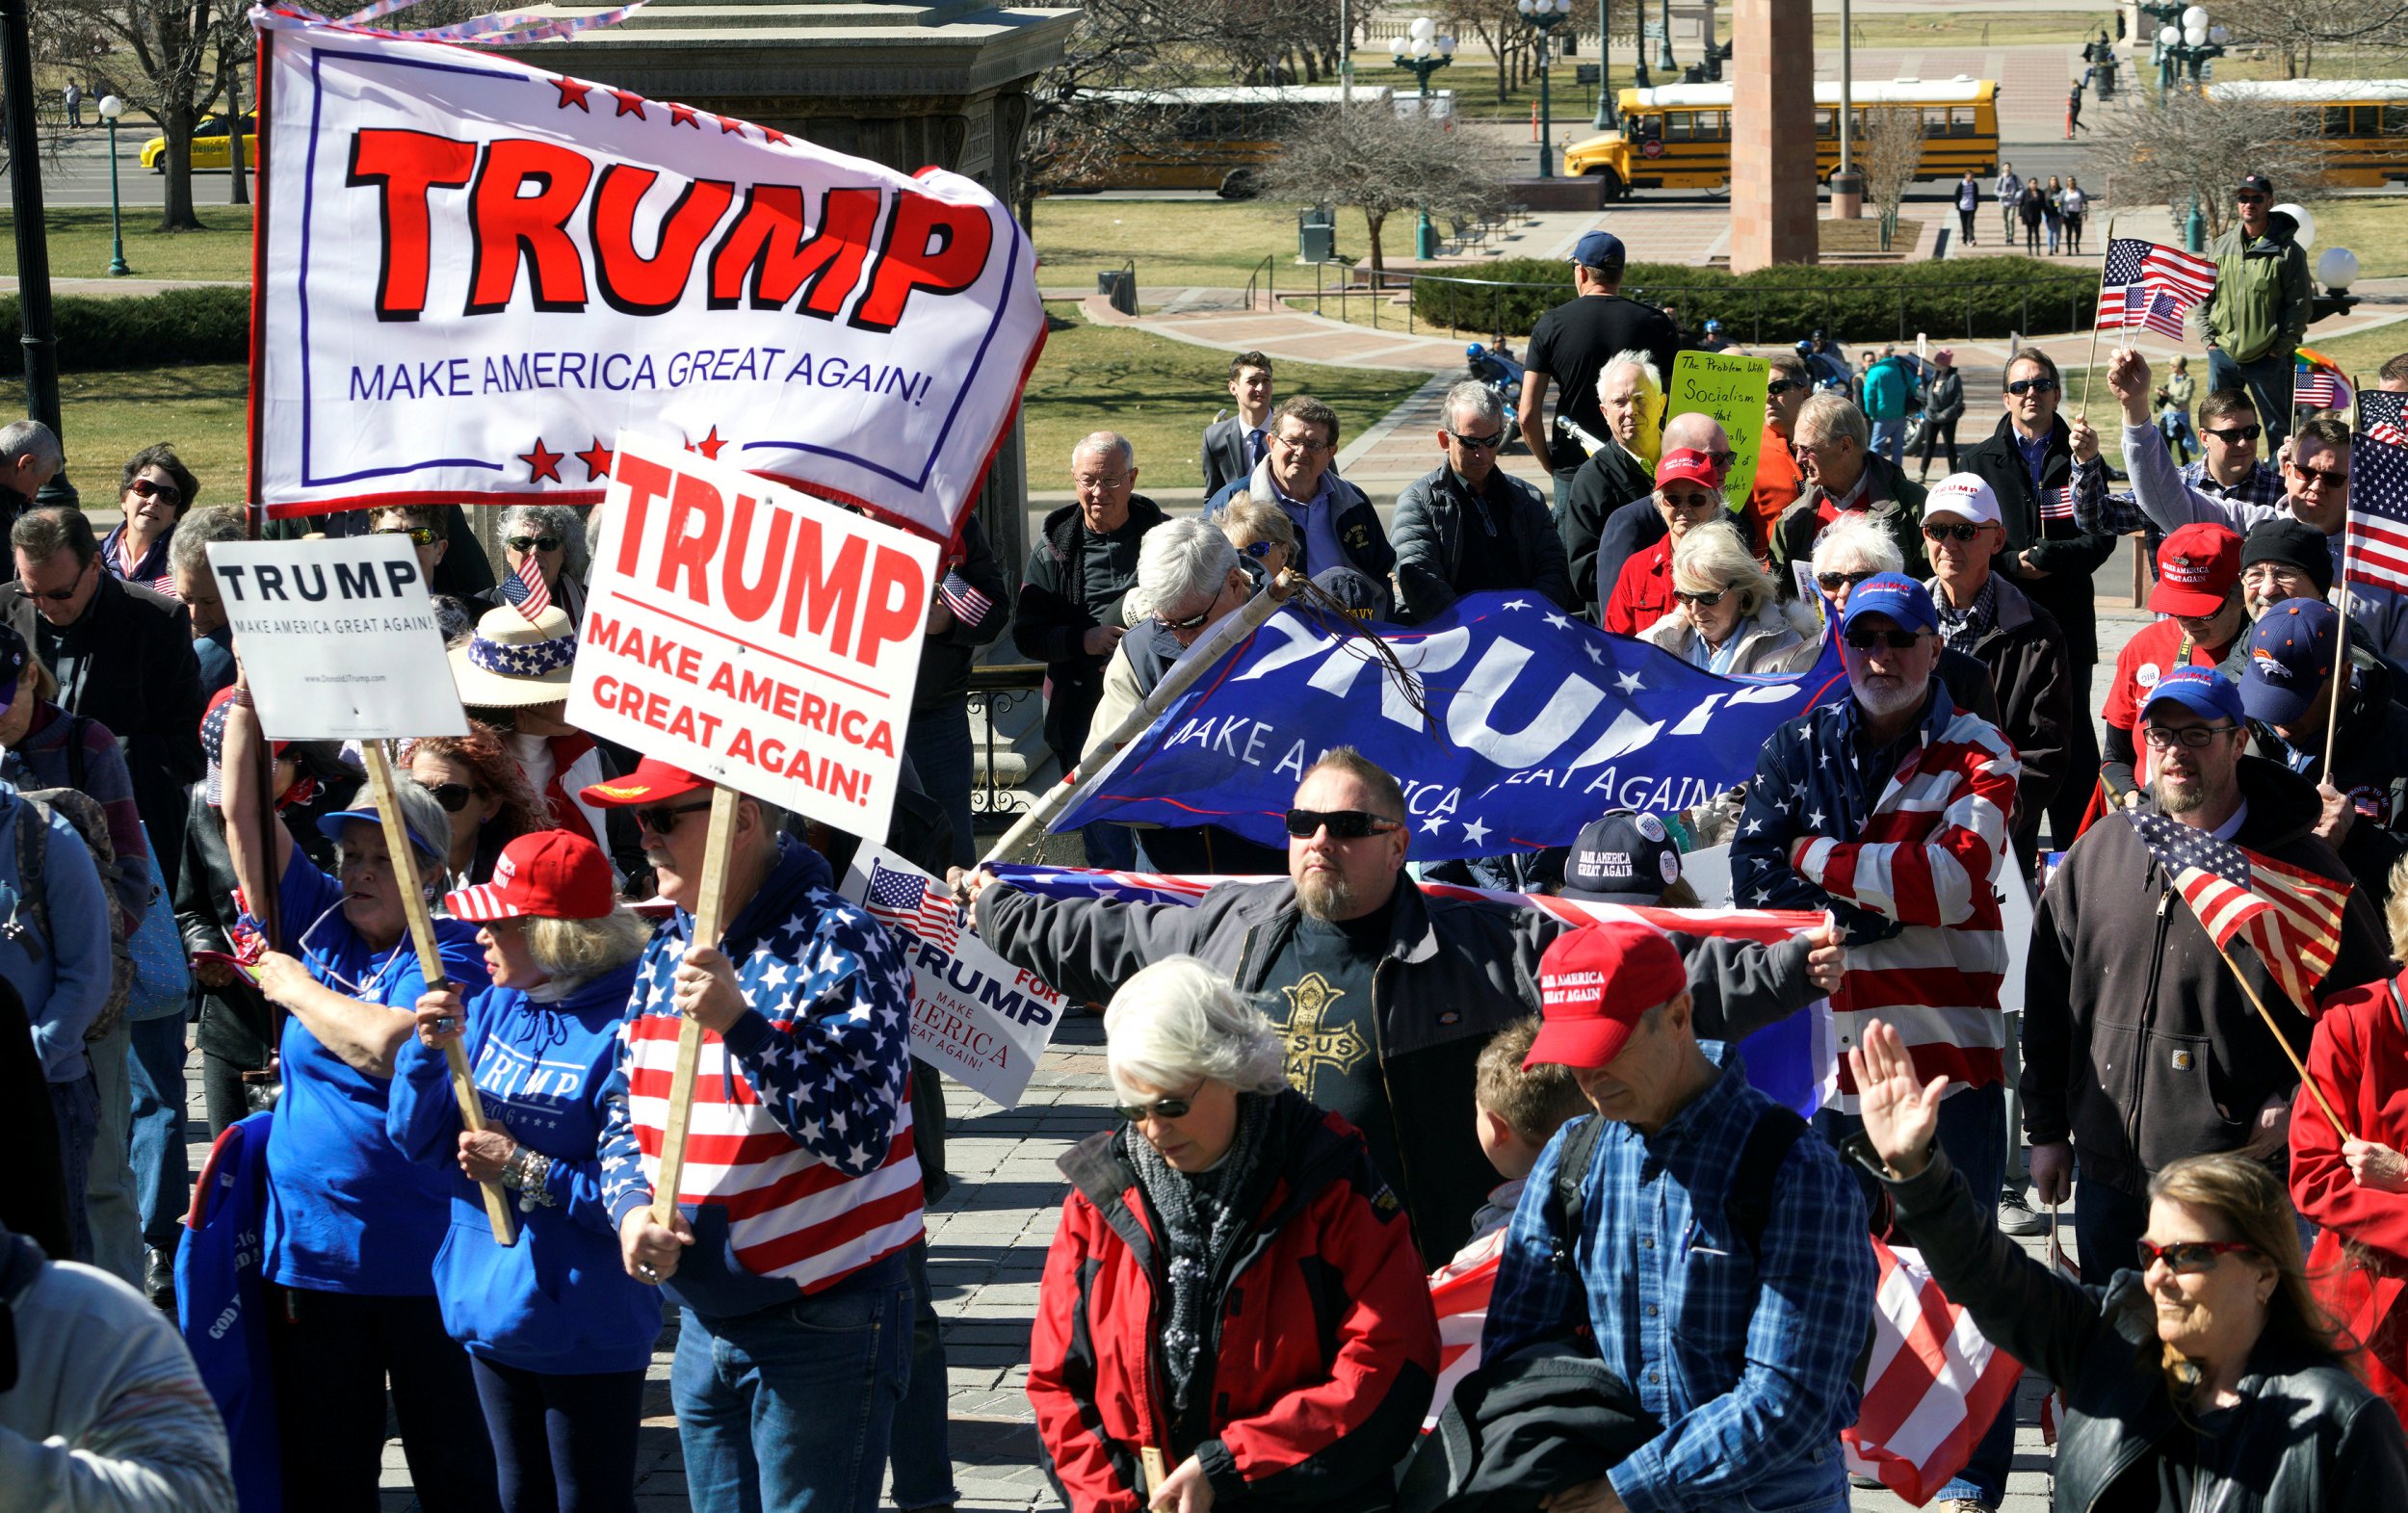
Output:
top-left (1845, 1019), bottom-right (1949, 1177)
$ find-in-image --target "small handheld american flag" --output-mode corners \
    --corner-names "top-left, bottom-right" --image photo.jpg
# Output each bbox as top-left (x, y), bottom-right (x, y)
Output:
top-left (2295, 362), bottom-right (2353, 413)
top-left (2094, 237), bottom-right (2217, 340)
top-left (2364, 388), bottom-right (2408, 449)
top-left (2037, 484), bottom-right (2076, 522)
top-left (2347, 427), bottom-right (2408, 595)
top-left (499, 552), bottom-right (552, 620)
top-left (864, 860), bottom-right (961, 952)
top-left (2127, 808), bottom-right (2351, 1012)
top-left (937, 568), bottom-right (992, 625)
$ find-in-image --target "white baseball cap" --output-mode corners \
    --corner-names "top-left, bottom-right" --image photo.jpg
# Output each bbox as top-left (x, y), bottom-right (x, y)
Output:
top-left (1923, 473), bottom-right (2002, 528)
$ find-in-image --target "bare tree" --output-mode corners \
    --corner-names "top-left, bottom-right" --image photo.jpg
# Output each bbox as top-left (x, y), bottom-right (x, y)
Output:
top-left (1860, 105), bottom-right (1923, 227)
top-left (2082, 87), bottom-right (2325, 245)
top-left (1262, 104), bottom-right (1507, 280)
top-left (43, 0), bottom-right (234, 230)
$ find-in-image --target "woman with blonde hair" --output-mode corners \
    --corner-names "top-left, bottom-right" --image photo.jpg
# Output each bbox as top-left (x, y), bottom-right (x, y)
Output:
top-left (1638, 519), bottom-right (1821, 675)
top-left (1029, 957), bottom-right (1438, 1513)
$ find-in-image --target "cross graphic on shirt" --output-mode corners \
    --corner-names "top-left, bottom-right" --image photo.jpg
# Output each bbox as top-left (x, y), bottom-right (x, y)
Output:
top-left (1274, 972), bottom-right (1371, 1092)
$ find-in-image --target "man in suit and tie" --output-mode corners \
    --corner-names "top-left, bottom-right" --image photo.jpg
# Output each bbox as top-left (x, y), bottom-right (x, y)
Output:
top-left (1201, 351), bottom-right (1275, 496)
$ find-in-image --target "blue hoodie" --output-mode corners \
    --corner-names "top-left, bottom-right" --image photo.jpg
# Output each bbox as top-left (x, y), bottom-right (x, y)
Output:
top-left (0, 777), bottom-right (113, 1083)
top-left (388, 960), bottom-right (663, 1374)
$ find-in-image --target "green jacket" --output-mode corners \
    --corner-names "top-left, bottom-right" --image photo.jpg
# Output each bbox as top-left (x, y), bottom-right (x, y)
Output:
top-left (2198, 220), bottom-right (2311, 365)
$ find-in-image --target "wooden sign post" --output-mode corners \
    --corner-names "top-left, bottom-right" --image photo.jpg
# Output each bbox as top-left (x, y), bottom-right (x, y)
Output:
top-left (360, 741), bottom-right (518, 1246)
top-left (646, 783), bottom-right (742, 1229)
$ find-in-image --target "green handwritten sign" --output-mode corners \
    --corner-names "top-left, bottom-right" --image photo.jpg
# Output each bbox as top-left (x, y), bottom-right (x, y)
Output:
top-left (1666, 350), bottom-right (1772, 510)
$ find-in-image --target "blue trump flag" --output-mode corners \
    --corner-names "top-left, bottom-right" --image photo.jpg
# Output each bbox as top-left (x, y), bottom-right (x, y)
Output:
top-left (1057, 590), bottom-right (1849, 862)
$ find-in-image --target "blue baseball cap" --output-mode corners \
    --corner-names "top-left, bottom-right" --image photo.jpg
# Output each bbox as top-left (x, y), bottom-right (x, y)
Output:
top-left (1570, 230), bottom-right (1626, 270)
top-left (2239, 598), bottom-right (2342, 727)
top-left (2142, 664), bottom-right (2246, 727)
top-left (1839, 573), bottom-right (1939, 636)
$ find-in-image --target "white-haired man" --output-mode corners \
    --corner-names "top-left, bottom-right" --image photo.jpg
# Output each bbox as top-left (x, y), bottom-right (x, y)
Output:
top-left (1393, 380), bottom-right (1573, 621)
top-left (1559, 352), bottom-right (1662, 618)
top-left (1769, 392), bottom-right (1929, 599)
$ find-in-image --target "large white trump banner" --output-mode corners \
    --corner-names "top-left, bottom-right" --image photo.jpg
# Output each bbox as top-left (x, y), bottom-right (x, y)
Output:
top-left (250, 11), bottom-right (1045, 540)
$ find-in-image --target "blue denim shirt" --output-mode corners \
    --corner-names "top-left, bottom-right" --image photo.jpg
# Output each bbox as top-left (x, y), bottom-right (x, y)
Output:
top-left (1480, 1047), bottom-right (1874, 1513)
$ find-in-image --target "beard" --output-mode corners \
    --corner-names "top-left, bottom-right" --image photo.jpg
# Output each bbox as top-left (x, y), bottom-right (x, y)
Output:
top-left (1851, 674), bottom-right (1925, 720)
top-left (1296, 869), bottom-right (1358, 922)
top-left (2156, 772), bottom-right (2208, 815)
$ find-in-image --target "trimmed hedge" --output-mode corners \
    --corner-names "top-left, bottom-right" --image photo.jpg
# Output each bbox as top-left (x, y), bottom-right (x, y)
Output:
top-left (1411, 257), bottom-right (2103, 343)
top-left (0, 285), bottom-right (249, 372)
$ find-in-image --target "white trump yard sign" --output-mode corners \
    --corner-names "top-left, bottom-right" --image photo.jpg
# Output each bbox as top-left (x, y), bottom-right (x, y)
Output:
top-left (567, 431), bottom-right (939, 839)
top-left (250, 11), bottom-right (1045, 541)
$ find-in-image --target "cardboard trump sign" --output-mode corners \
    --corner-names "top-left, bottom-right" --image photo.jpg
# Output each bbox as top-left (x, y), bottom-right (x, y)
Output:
top-left (250, 11), bottom-right (1045, 540)
top-left (841, 844), bottom-right (1064, 1107)
top-left (207, 535), bottom-right (469, 741)
top-left (567, 431), bottom-right (939, 839)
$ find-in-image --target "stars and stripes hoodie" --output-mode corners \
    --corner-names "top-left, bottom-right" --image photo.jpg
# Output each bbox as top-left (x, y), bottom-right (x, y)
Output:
top-left (597, 836), bottom-right (923, 1317)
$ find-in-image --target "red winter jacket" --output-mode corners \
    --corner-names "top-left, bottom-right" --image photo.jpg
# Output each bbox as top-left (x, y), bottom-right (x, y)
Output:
top-left (2291, 970), bottom-right (2408, 1428)
top-left (1028, 1091), bottom-right (1439, 1513)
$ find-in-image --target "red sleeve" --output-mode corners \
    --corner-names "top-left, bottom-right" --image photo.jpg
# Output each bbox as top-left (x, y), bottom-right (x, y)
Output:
top-left (1027, 1194), bottom-right (1146, 1513)
top-left (2290, 981), bottom-right (2408, 1258)
top-left (1792, 736), bottom-right (2018, 927)
top-left (1210, 1179), bottom-right (1441, 1489)
top-left (1604, 558), bottom-right (1643, 636)
top-left (2101, 636), bottom-right (2142, 733)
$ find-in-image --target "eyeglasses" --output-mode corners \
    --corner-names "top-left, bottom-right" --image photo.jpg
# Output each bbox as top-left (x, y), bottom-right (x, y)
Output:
top-left (2236, 192), bottom-right (2268, 204)
top-left (2290, 462), bottom-right (2349, 489)
top-left (2137, 1239), bottom-right (2258, 1273)
top-left (1284, 807), bottom-right (1404, 841)
top-left (1816, 569), bottom-right (1875, 592)
top-left (1446, 428), bottom-right (1506, 452)
top-left (1673, 587), bottom-right (1729, 607)
top-left (2006, 377), bottom-right (2060, 396)
top-left (1922, 522), bottom-right (1988, 542)
top-left (1156, 600), bottom-right (1217, 633)
top-left (1113, 1080), bottom-right (1207, 1124)
top-left (1766, 378), bottom-right (1808, 397)
top-left (1271, 431), bottom-right (1331, 454)
top-left (635, 798), bottom-right (715, 836)
top-left (1704, 450), bottom-right (1738, 472)
top-left (2141, 722), bottom-right (2239, 750)
top-left (1660, 491), bottom-right (1721, 514)
top-left (126, 477), bottom-right (181, 506)
top-left (23, 558), bottom-right (93, 601)
top-left (1844, 628), bottom-right (1924, 651)
top-left (377, 525), bottom-right (439, 546)
top-left (414, 780), bottom-right (480, 813)
top-left (507, 535), bottom-right (563, 554)
top-left (2202, 424), bottom-right (2263, 444)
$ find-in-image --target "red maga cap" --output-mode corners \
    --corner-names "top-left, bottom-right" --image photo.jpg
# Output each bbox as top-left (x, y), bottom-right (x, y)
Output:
top-left (444, 828), bottom-right (617, 922)
top-left (1526, 923), bottom-right (1688, 1071)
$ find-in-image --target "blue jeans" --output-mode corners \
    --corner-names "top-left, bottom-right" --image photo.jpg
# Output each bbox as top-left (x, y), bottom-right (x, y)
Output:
top-left (2208, 347), bottom-right (2297, 447)
top-left (128, 1012), bottom-right (191, 1253)
top-left (888, 1241), bottom-right (958, 1510)
top-left (1869, 418), bottom-right (1904, 465)
top-left (671, 1252), bottom-right (913, 1513)
top-left (86, 1016), bottom-right (143, 1284)
top-left (905, 701), bottom-right (979, 872)
top-left (48, 1074), bottom-right (98, 1264)
top-left (1080, 821), bottom-right (1138, 871)
top-left (471, 1354), bottom-right (645, 1513)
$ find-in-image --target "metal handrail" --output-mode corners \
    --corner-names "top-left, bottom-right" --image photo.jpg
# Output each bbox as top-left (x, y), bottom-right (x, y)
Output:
top-left (1243, 253), bottom-right (1274, 313)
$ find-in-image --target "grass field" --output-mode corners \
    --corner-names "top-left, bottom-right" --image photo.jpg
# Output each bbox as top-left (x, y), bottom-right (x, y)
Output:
top-left (1025, 302), bottom-right (1426, 488)
top-left (1033, 198), bottom-right (1300, 287)
top-left (1, 205), bottom-right (255, 285)
top-left (58, 363), bottom-right (249, 498)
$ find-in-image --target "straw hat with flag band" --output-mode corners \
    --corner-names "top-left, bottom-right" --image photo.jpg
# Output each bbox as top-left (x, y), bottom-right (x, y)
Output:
top-left (450, 604), bottom-right (577, 709)
top-left (445, 828), bottom-right (618, 923)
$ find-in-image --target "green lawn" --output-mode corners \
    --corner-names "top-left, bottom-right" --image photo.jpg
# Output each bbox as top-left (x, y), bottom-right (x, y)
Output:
top-left (1, 205), bottom-right (255, 285)
top-left (1034, 198), bottom-right (1304, 288)
top-left (57, 363), bottom-right (249, 499)
top-left (1026, 302), bottom-right (1426, 489)
top-left (2297, 196), bottom-right (2408, 280)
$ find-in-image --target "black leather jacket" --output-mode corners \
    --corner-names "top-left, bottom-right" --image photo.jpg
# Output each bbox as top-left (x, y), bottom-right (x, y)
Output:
top-left (1861, 1143), bottom-right (2408, 1512)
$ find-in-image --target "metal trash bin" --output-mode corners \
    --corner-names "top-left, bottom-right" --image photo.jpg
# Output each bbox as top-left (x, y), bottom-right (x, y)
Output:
top-left (1298, 206), bottom-right (1336, 263)
top-left (1096, 267), bottom-right (1137, 316)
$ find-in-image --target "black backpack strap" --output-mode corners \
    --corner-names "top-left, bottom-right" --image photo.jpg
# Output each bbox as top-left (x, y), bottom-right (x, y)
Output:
top-left (64, 715), bottom-right (89, 796)
top-left (1723, 1104), bottom-right (1810, 1257)
top-left (1544, 1114), bottom-right (1605, 1274)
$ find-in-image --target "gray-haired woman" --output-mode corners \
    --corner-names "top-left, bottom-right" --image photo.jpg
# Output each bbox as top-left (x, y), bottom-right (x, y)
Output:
top-left (1029, 957), bottom-right (1438, 1513)
top-left (478, 504), bottom-right (589, 625)
top-left (1638, 519), bottom-right (1822, 676)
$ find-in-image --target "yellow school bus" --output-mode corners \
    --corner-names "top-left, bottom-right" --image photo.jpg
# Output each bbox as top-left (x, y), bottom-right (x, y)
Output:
top-left (1060, 86), bottom-right (1405, 198)
top-left (2205, 79), bottom-right (2408, 188)
top-left (1562, 78), bottom-right (1999, 198)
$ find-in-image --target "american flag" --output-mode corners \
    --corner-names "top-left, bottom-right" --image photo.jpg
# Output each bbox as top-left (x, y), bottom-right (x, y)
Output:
top-left (2347, 428), bottom-right (2408, 594)
top-left (937, 569), bottom-right (992, 625)
top-left (2363, 388), bottom-right (2408, 449)
top-left (2296, 362), bottom-right (2354, 413)
top-left (500, 552), bottom-right (552, 620)
top-left (864, 860), bottom-right (960, 952)
top-left (2037, 485), bottom-right (2076, 521)
top-left (1843, 1239), bottom-right (2027, 1502)
top-left (2127, 808), bottom-right (2352, 1012)
top-left (2094, 237), bottom-right (2218, 335)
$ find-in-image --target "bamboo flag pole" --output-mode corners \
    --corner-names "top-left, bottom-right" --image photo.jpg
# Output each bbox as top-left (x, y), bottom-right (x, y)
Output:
top-left (2074, 213), bottom-right (2116, 423)
top-left (979, 569), bottom-right (1299, 868)
top-left (647, 783), bottom-right (742, 1229)
top-left (2212, 941), bottom-right (2356, 1142)
top-left (359, 741), bottom-right (518, 1245)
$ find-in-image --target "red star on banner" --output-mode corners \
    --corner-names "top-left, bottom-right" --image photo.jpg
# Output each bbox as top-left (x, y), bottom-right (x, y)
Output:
top-left (574, 438), bottom-right (615, 482)
top-left (519, 438), bottom-right (564, 483)
top-left (553, 77), bottom-right (592, 112)
top-left (718, 115), bottom-right (747, 137)
top-left (687, 426), bottom-right (727, 460)
top-left (760, 125), bottom-right (791, 145)
top-left (609, 88), bottom-right (646, 119)
top-left (668, 102), bottom-right (700, 129)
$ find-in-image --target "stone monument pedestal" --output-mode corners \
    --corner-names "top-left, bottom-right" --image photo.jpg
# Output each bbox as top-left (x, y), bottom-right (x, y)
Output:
top-left (1728, 0), bottom-right (1815, 271)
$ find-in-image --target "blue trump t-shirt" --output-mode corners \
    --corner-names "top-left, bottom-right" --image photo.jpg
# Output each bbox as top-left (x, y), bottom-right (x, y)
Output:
top-left (262, 848), bottom-right (490, 1294)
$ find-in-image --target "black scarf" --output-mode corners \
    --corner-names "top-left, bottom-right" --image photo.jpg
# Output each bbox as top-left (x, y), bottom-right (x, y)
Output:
top-left (1129, 1092), bottom-right (1276, 1410)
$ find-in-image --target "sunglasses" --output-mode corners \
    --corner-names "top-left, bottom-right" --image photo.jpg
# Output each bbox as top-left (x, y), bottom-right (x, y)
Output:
top-left (507, 535), bottom-right (563, 554)
top-left (1113, 1080), bottom-right (1207, 1124)
top-left (377, 525), bottom-right (439, 546)
top-left (1766, 378), bottom-right (1808, 397)
top-left (2140, 722), bottom-right (2238, 750)
top-left (1283, 807), bottom-right (1404, 841)
top-left (2136, 1239), bottom-right (2257, 1273)
top-left (635, 797), bottom-right (714, 836)
top-left (1673, 587), bottom-right (1729, 607)
top-left (126, 476), bottom-right (182, 505)
top-left (1157, 601), bottom-right (1217, 633)
top-left (1844, 628), bottom-right (1924, 651)
top-left (414, 780), bottom-right (481, 813)
top-left (1922, 522), bottom-right (1988, 542)
top-left (2006, 377), bottom-right (2059, 396)
top-left (1241, 538), bottom-right (1282, 561)
top-left (23, 559), bottom-right (92, 601)
top-left (2202, 424), bottom-right (2263, 444)
top-left (1816, 569), bottom-right (1875, 592)
top-left (1661, 491), bottom-right (1722, 514)
top-left (2236, 192), bottom-right (2268, 203)
top-left (2290, 462), bottom-right (2349, 489)
top-left (1446, 428), bottom-right (1507, 451)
